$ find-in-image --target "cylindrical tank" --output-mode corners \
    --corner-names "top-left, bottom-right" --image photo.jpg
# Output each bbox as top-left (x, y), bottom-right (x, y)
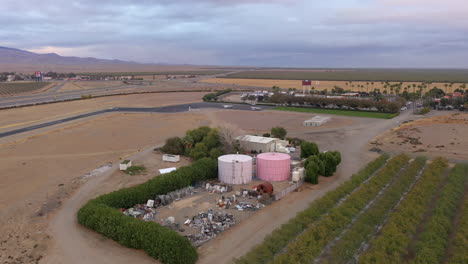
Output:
top-left (218, 154), bottom-right (253, 184)
top-left (256, 152), bottom-right (291, 182)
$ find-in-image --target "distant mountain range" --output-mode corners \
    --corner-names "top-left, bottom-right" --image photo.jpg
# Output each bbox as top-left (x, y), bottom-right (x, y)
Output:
top-left (0, 46), bottom-right (199, 73)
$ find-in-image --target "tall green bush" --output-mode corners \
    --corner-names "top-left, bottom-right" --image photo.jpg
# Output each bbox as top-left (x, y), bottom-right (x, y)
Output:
top-left (78, 158), bottom-right (217, 264)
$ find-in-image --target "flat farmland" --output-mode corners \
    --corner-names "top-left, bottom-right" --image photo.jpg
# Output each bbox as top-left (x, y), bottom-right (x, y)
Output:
top-left (0, 82), bottom-right (55, 96)
top-left (202, 78), bottom-right (466, 93)
top-left (222, 69), bottom-right (468, 83)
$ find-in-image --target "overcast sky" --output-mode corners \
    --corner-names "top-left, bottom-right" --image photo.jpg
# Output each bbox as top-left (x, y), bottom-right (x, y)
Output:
top-left (1, 0), bottom-right (467, 68)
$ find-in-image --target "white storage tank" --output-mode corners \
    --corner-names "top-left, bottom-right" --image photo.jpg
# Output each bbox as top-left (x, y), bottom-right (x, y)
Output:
top-left (218, 154), bottom-right (253, 184)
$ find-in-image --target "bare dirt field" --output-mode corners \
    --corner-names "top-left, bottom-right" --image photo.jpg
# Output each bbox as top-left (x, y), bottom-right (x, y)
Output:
top-left (372, 112), bottom-right (468, 161)
top-left (202, 78), bottom-right (463, 94)
top-left (0, 101), bottom-right (419, 264)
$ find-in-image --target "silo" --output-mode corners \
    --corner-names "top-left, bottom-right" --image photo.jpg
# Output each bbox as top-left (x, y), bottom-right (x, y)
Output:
top-left (218, 154), bottom-right (253, 184)
top-left (256, 153), bottom-right (291, 182)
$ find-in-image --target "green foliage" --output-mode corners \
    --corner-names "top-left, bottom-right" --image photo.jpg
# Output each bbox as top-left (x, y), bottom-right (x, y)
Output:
top-left (202, 89), bottom-right (232, 101)
top-left (124, 165), bottom-right (146, 175)
top-left (417, 107), bottom-right (431, 115)
top-left (305, 157), bottom-right (322, 184)
top-left (359, 158), bottom-right (449, 264)
top-left (262, 132), bottom-right (271, 137)
top-left (77, 158), bottom-right (218, 264)
top-left (81, 94), bottom-right (93, 99)
top-left (323, 157), bottom-right (427, 264)
top-left (209, 148), bottom-right (224, 159)
top-left (234, 154), bottom-right (390, 264)
top-left (271, 155), bottom-right (410, 264)
top-left (189, 143), bottom-right (208, 160)
top-left (300, 141), bottom-right (319, 159)
top-left (318, 151), bottom-right (341, 177)
top-left (270, 127), bottom-right (287, 139)
top-left (411, 164), bottom-right (468, 264)
top-left (273, 106), bottom-right (399, 119)
top-left (161, 137), bottom-right (185, 155)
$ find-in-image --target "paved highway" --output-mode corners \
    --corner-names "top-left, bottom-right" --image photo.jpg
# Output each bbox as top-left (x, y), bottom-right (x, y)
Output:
top-left (0, 102), bottom-right (273, 138)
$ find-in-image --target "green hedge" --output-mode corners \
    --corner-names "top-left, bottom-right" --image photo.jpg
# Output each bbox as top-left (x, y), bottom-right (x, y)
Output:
top-left (78, 158), bottom-right (218, 264)
top-left (234, 154), bottom-right (389, 264)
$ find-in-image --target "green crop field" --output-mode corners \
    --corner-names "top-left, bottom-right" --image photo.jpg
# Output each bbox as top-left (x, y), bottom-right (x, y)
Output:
top-left (0, 82), bottom-right (49, 96)
top-left (222, 69), bottom-right (468, 83)
top-left (273, 106), bottom-right (399, 119)
top-left (235, 155), bottom-right (468, 264)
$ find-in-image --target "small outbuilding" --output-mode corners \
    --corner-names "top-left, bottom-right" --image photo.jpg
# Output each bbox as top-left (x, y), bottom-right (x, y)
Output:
top-left (236, 135), bottom-right (289, 153)
top-left (303, 116), bottom-right (331, 127)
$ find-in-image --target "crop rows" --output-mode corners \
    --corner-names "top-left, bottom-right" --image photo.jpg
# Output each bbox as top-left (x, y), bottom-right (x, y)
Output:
top-left (320, 157), bottom-right (427, 264)
top-left (0, 82), bottom-right (49, 95)
top-left (358, 158), bottom-right (449, 264)
top-left (445, 169), bottom-right (468, 264)
top-left (270, 154), bottom-right (410, 264)
top-left (234, 154), bottom-right (390, 264)
top-left (410, 164), bottom-right (468, 264)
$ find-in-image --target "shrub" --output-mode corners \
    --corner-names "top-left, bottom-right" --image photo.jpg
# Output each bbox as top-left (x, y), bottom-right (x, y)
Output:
top-left (262, 133), bottom-right (271, 137)
top-left (78, 158), bottom-right (218, 264)
top-left (124, 165), bottom-right (146, 175)
top-left (271, 127), bottom-right (287, 139)
top-left (161, 137), bottom-right (185, 155)
top-left (189, 143), bottom-right (209, 160)
top-left (300, 141), bottom-right (319, 159)
top-left (417, 107), bottom-right (431, 115)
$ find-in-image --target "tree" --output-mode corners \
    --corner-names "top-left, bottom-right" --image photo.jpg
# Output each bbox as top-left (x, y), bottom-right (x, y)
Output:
top-left (271, 127), bottom-right (287, 139)
top-left (262, 132), bottom-right (271, 137)
top-left (209, 148), bottom-right (224, 159)
top-left (189, 143), bottom-right (209, 160)
top-left (301, 141), bottom-right (319, 159)
top-left (318, 151), bottom-right (341, 176)
top-left (202, 129), bottom-right (220, 149)
top-left (161, 137), bottom-right (185, 155)
top-left (186, 126), bottom-right (211, 143)
top-left (305, 159), bottom-right (320, 184)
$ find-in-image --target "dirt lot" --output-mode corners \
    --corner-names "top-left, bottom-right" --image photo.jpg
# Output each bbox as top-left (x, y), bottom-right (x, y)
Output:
top-left (0, 100), bottom-right (418, 264)
top-left (372, 112), bottom-right (468, 161)
top-left (202, 78), bottom-right (463, 93)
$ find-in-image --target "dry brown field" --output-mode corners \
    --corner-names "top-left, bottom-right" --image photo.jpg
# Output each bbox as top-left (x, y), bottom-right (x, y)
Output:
top-left (202, 78), bottom-right (465, 93)
top-left (372, 112), bottom-right (468, 161)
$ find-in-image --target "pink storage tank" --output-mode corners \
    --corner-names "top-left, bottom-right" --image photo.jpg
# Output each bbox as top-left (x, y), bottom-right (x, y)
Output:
top-left (256, 152), bottom-right (291, 182)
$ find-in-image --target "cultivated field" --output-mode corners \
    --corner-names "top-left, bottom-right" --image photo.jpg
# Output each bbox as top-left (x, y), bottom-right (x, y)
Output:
top-left (0, 82), bottom-right (54, 96)
top-left (59, 80), bottom-right (127, 91)
top-left (236, 154), bottom-right (468, 264)
top-left (221, 69), bottom-right (468, 82)
top-left (203, 78), bottom-right (466, 93)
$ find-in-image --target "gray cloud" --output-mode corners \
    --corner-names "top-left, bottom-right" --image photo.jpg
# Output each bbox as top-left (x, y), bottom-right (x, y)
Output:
top-left (0, 0), bottom-right (466, 67)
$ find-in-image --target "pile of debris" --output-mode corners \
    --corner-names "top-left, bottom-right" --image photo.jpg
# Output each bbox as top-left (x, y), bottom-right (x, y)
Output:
top-left (215, 194), bottom-right (265, 210)
top-left (204, 182), bottom-right (233, 193)
top-left (122, 204), bottom-right (157, 221)
top-left (185, 210), bottom-right (235, 246)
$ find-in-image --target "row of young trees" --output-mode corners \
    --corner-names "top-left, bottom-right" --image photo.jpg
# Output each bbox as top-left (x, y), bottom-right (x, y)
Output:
top-left (234, 154), bottom-right (390, 264)
top-left (323, 157), bottom-right (427, 264)
top-left (202, 89), bottom-right (232, 101)
top-left (78, 158), bottom-right (218, 264)
top-left (271, 155), bottom-right (410, 264)
top-left (359, 158), bottom-right (449, 264)
top-left (269, 94), bottom-right (403, 113)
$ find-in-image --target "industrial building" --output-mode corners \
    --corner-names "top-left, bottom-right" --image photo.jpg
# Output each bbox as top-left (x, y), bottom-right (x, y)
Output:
top-left (236, 135), bottom-right (289, 153)
top-left (256, 152), bottom-right (291, 182)
top-left (303, 116), bottom-right (331, 127)
top-left (218, 154), bottom-right (253, 184)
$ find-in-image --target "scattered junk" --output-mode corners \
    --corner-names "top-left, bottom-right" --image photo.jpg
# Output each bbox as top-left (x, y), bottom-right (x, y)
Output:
top-left (255, 182), bottom-right (274, 194)
top-left (123, 204), bottom-right (157, 221)
top-left (185, 210), bottom-right (235, 246)
top-left (119, 160), bottom-right (132, 170)
top-left (303, 116), bottom-right (331, 127)
top-left (205, 182), bottom-right (233, 194)
top-left (162, 154), bottom-right (180, 163)
top-left (218, 154), bottom-right (253, 184)
top-left (156, 186), bottom-right (197, 206)
top-left (159, 167), bottom-right (177, 175)
top-left (256, 153), bottom-right (291, 182)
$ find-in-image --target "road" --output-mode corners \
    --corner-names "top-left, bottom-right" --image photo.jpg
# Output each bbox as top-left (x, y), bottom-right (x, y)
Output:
top-left (0, 102), bottom-right (273, 138)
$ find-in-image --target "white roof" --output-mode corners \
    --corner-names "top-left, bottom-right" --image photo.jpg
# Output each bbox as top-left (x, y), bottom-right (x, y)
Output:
top-left (236, 135), bottom-right (278, 144)
top-left (159, 167), bottom-right (177, 174)
top-left (218, 154), bottom-right (252, 162)
top-left (304, 116), bottom-right (331, 122)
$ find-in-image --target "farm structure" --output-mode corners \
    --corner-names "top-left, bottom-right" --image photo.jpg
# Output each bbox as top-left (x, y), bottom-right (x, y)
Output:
top-left (218, 154), bottom-right (253, 185)
top-left (256, 152), bottom-right (291, 182)
top-left (303, 116), bottom-right (331, 127)
top-left (162, 154), bottom-right (180, 163)
top-left (236, 135), bottom-right (289, 153)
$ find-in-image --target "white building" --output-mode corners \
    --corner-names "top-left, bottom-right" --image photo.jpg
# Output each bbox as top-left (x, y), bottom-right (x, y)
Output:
top-left (303, 116), bottom-right (331, 127)
top-left (236, 135), bottom-right (289, 153)
top-left (7, 75), bottom-right (15, 82)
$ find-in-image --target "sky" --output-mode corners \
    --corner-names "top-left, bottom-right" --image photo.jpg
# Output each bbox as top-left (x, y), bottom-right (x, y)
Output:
top-left (1, 0), bottom-right (467, 68)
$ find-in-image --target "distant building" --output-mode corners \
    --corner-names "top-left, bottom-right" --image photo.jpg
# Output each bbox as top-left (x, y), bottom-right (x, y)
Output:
top-left (7, 75), bottom-right (14, 82)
